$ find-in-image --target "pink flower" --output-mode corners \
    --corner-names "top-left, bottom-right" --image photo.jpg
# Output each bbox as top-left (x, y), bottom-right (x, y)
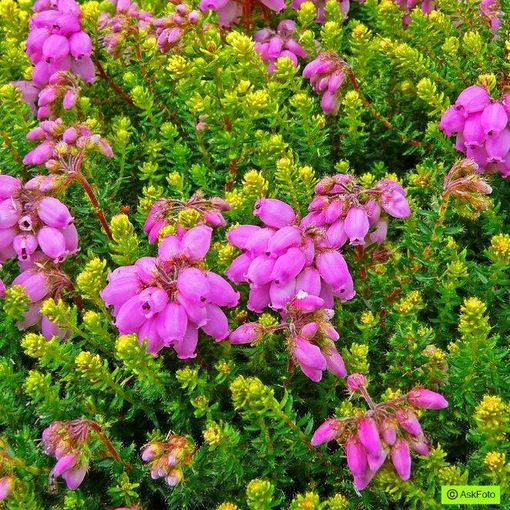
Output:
top-left (102, 226), bottom-right (239, 357)
top-left (311, 418), bottom-right (342, 446)
top-left (407, 388), bottom-right (448, 409)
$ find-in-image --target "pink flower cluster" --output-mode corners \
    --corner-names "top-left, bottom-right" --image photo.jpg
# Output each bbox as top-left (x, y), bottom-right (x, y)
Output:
top-left (35, 71), bottom-right (81, 120)
top-left (141, 435), bottom-right (193, 488)
top-left (312, 374), bottom-right (448, 489)
top-left (303, 174), bottom-right (411, 246)
top-left (101, 225), bottom-right (239, 357)
top-left (198, 0), bottom-right (284, 27)
top-left (0, 174), bottom-right (77, 265)
top-left (99, 0), bottom-right (153, 58)
top-left (479, 0), bottom-right (502, 31)
top-left (254, 20), bottom-right (307, 74)
top-left (0, 477), bottom-right (13, 501)
top-left (144, 193), bottom-right (230, 244)
top-left (292, 0), bottom-right (363, 22)
top-left (225, 198), bottom-right (355, 313)
top-left (440, 86), bottom-right (510, 177)
top-left (27, 0), bottom-right (95, 87)
top-left (152, 2), bottom-right (200, 53)
top-left (230, 291), bottom-right (346, 382)
top-left (394, 0), bottom-right (434, 28)
top-left (23, 118), bottom-right (113, 168)
top-left (13, 264), bottom-right (72, 339)
top-left (303, 52), bottom-right (346, 114)
top-left (42, 420), bottom-right (91, 490)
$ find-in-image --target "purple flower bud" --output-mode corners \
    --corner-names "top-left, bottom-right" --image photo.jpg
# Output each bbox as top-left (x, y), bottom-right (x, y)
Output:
top-left (51, 453), bottom-right (78, 477)
top-left (63, 88), bottom-right (79, 109)
top-left (316, 250), bottom-right (351, 290)
top-left (37, 226), bottom-right (68, 262)
top-left (23, 141), bottom-right (54, 165)
top-left (321, 91), bottom-right (338, 114)
top-left (227, 225), bottom-right (261, 249)
top-left (266, 225), bottom-right (301, 257)
top-left (115, 295), bottom-right (147, 333)
top-left (135, 257), bottom-right (158, 283)
top-left (291, 292), bottom-right (324, 312)
top-left (13, 234), bottom-right (38, 262)
top-left (463, 112), bottom-right (484, 148)
top-left (381, 418), bottom-right (397, 446)
top-left (62, 466), bottom-right (87, 490)
top-left (271, 247), bottom-right (306, 286)
top-left (202, 304), bottom-right (229, 341)
top-left (357, 417), bottom-right (382, 456)
top-left (300, 321), bottom-right (319, 338)
top-left (177, 295), bottom-right (207, 327)
top-left (37, 86), bottom-right (58, 106)
top-left (295, 267), bottom-right (321, 295)
top-left (173, 324), bottom-right (199, 359)
top-left (0, 476), bottom-right (13, 501)
top-left (391, 439), bottom-right (411, 480)
top-left (369, 219), bottom-right (388, 244)
top-left (203, 210), bottom-right (226, 227)
top-left (177, 267), bottom-right (209, 303)
top-left (481, 102), bottom-right (507, 137)
top-left (0, 176), bottom-right (21, 200)
top-left (37, 196), bottom-right (73, 228)
top-left (253, 198), bottom-right (296, 228)
top-left (344, 206), bottom-right (370, 245)
top-left (71, 56), bottom-right (95, 83)
top-left (230, 322), bottom-right (263, 344)
top-left (13, 270), bottom-right (49, 302)
top-left (439, 106), bottom-right (465, 136)
top-left (486, 128), bottom-right (510, 163)
top-left (204, 271), bottom-right (239, 307)
top-left (293, 336), bottom-right (327, 371)
top-left (454, 85), bottom-right (490, 116)
top-left (269, 278), bottom-right (296, 309)
top-left (407, 388), bottom-right (448, 409)
top-left (409, 435), bottom-right (430, 456)
top-left (345, 435), bottom-right (369, 479)
top-left (346, 373), bottom-right (367, 392)
top-left (42, 34), bottom-right (70, 62)
top-left (181, 225), bottom-right (212, 262)
top-left (311, 418), bottom-right (342, 446)
top-left (246, 255), bottom-right (276, 285)
top-left (155, 302), bottom-right (187, 344)
top-left (396, 408), bottom-right (423, 436)
top-left (244, 228), bottom-right (275, 257)
top-left (69, 31), bottom-right (92, 59)
top-left (247, 284), bottom-right (271, 312)
top-left (325, 342), bottom-right (347, 377)
top-left (225, 253), bottom-right (251, 284)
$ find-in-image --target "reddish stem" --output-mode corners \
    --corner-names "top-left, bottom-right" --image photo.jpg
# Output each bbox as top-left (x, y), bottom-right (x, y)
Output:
top-left (72, 172), bottom-right (113, 241)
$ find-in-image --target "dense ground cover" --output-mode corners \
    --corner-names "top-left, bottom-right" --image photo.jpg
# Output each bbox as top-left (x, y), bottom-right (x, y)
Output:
top-left (0, 0), bottom-right (509, 508)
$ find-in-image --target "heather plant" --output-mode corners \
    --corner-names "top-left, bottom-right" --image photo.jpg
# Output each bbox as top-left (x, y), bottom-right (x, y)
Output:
top-left (0, 0), bottom-right (510, 508)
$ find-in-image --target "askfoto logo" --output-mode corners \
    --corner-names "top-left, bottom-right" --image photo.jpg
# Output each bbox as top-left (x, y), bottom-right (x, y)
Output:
top-left (441, 485), bottom-right (500, 505)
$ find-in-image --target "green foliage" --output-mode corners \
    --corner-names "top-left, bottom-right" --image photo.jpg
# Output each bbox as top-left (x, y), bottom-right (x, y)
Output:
top-left (1, 0), bottom-right (510, 508)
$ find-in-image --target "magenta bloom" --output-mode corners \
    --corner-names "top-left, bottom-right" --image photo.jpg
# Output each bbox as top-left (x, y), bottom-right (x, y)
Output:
top-left (311, 378), bottom-right (448, 489)
top-left (303, 52), bottom-right (346, 115)
top-left (102, 225), bottom-right (239, 357)
top-left (226, 198), bottom-right (356, 313)
top-left (303, 173), bottom-right (410, 247)
top-left (440, 87), bottom-right (510, 176)
top-left (0, 174), bottom-right (78, 265)
top-left (254, 20), bottom-right (306, 74)
top-left (144, 194), bottom-right (229, 244)
top-left (21, 0), bottom-right (95, 118)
